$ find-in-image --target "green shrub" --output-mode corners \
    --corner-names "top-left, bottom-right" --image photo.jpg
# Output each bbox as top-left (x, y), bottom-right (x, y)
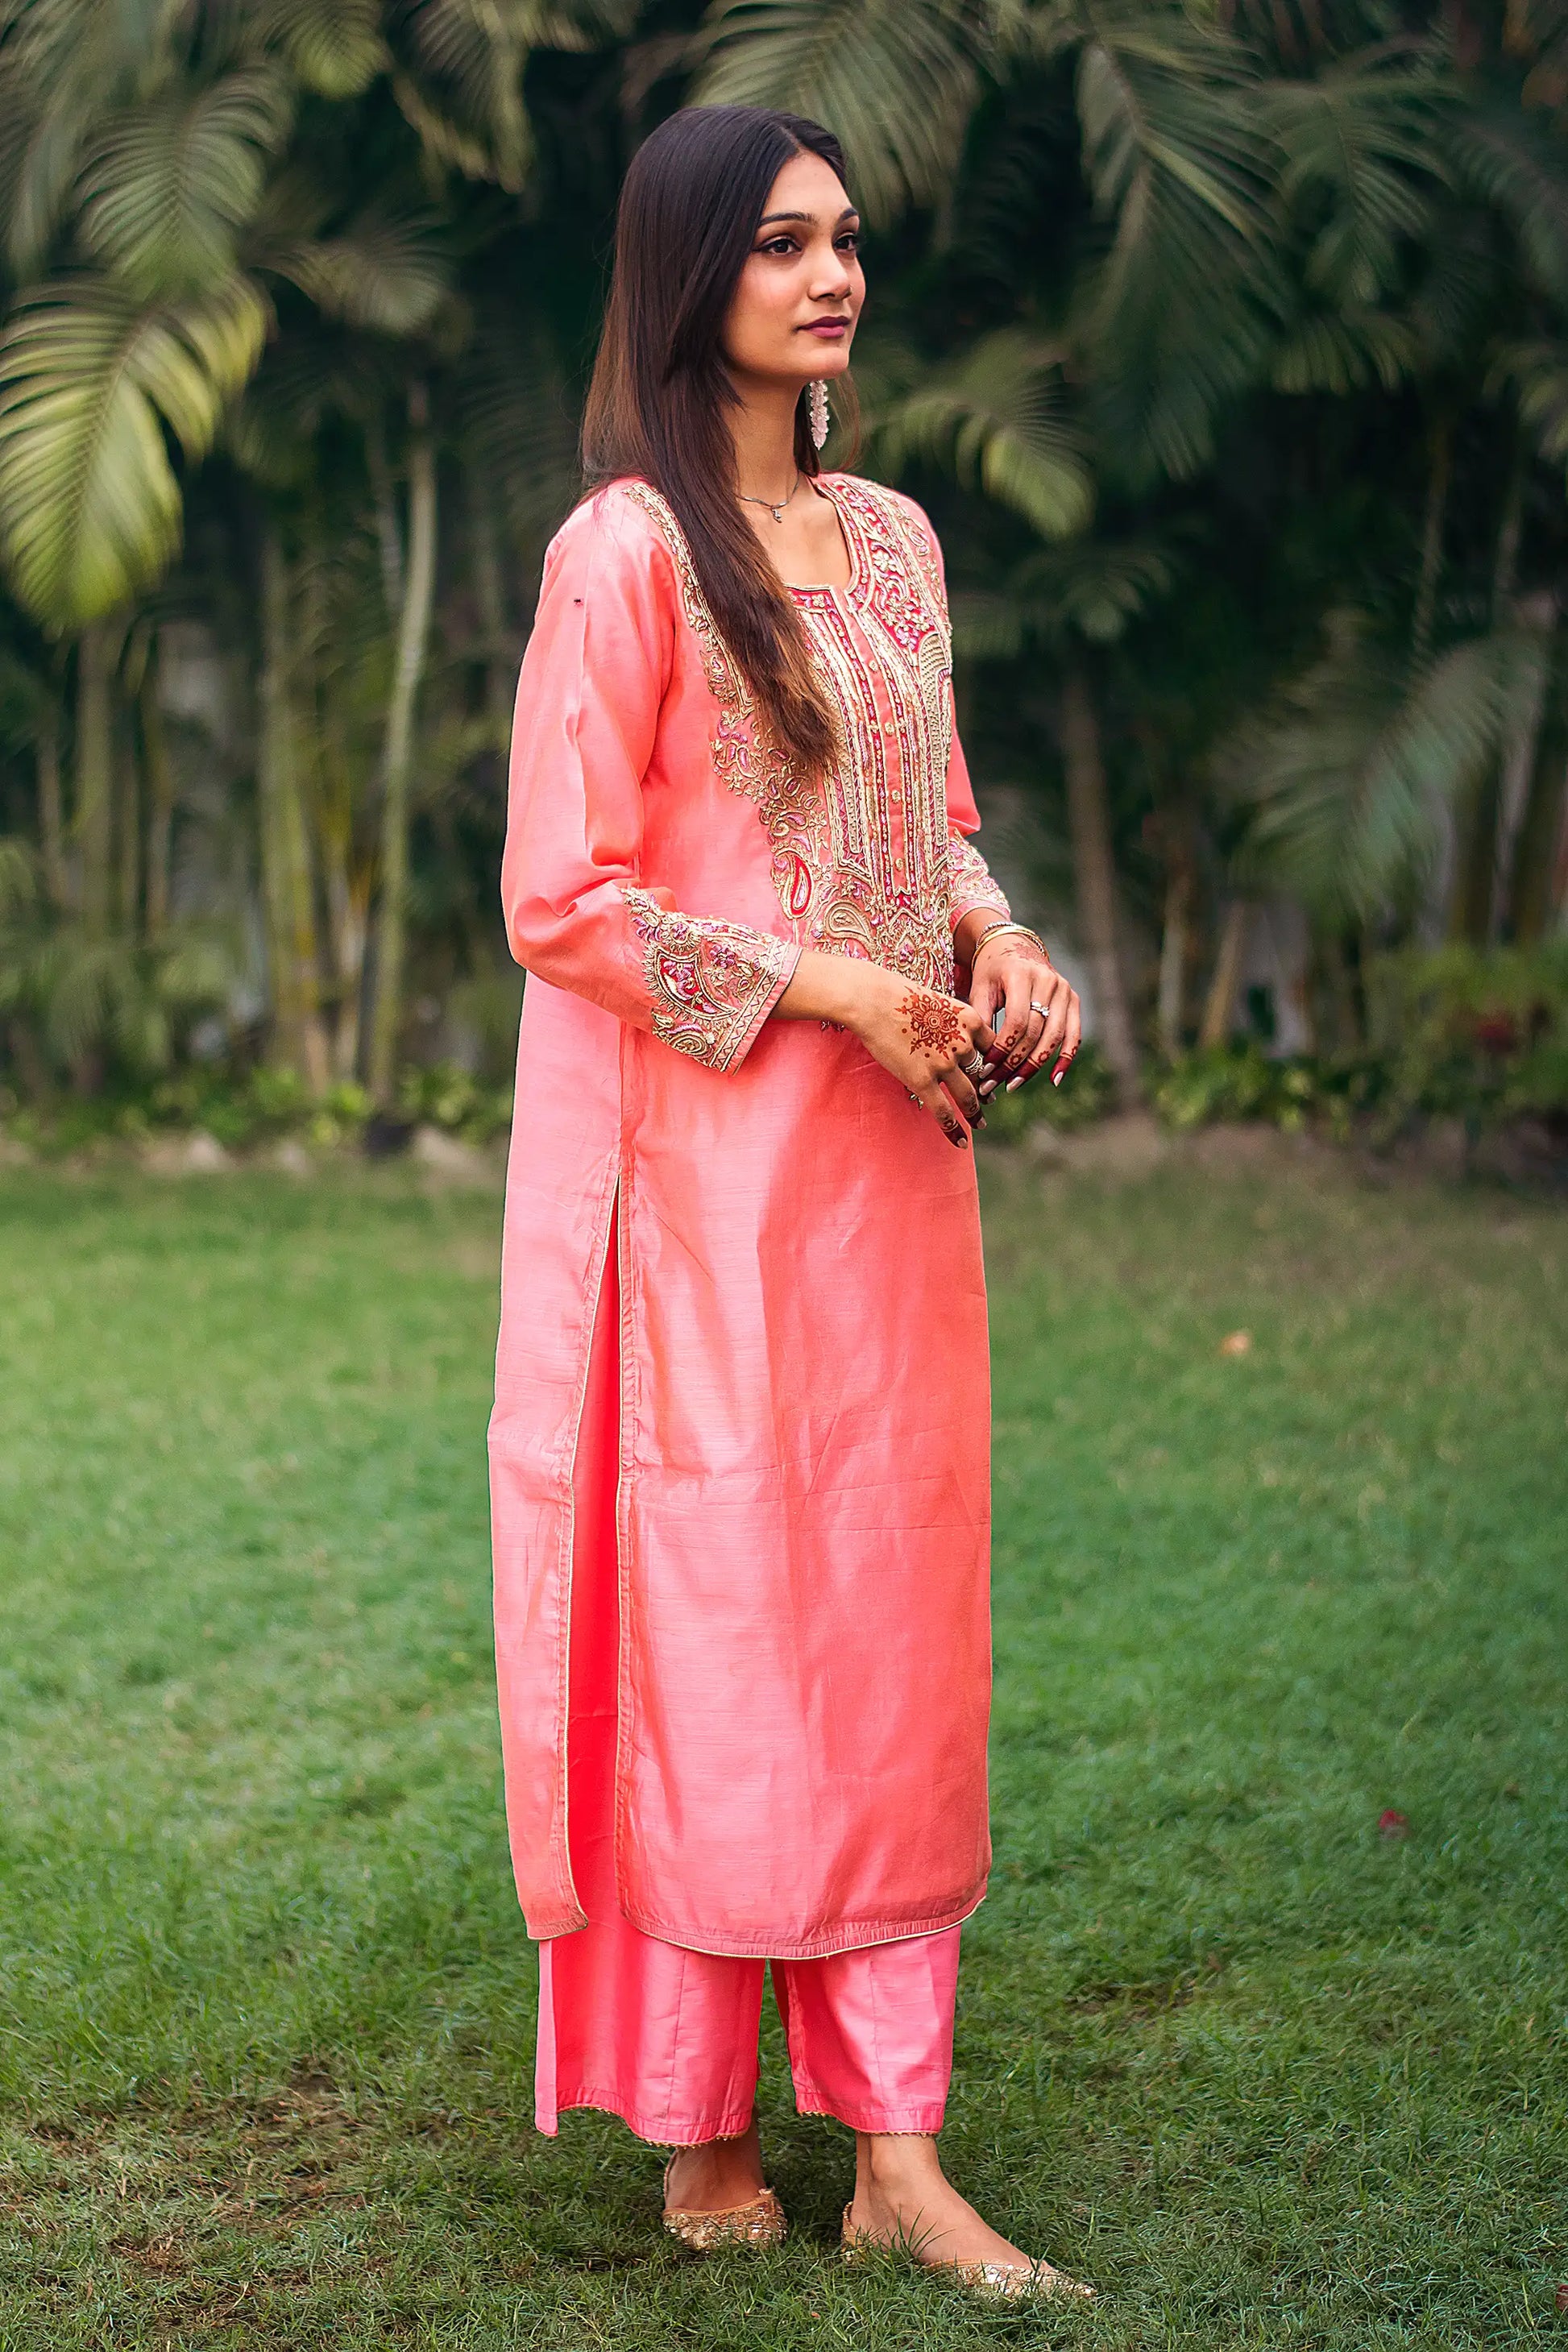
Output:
top-left (1369, 942), bottom-right (1568, 1133)
top-left (396, 1060), bottom-right (513, 1143)
top-left (981, 1039), bottom-right (1117, 1139)
top-left (1152, 1044), bottom-right (1387, 1139)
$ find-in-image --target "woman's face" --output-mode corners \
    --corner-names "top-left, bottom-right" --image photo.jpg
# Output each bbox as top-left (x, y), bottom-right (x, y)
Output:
top-left (723, 149), bottom-right (864, 391)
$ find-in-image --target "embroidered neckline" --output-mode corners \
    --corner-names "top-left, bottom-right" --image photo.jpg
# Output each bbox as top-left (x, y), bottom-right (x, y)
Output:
top-left (783, 477), bottom-right (863, 605)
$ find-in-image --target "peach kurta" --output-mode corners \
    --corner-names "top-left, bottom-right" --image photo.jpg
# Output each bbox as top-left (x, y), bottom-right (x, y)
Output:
top-left (489, 471), bottom-right (1010, 1959)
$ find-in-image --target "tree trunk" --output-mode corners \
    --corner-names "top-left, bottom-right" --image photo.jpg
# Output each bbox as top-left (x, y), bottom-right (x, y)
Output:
top-left (1410, 416), bottom-right (1451, 671)
top-left (467, 461), bottom-right (515, 744)
top-left (1412, 421), bottom-right (1457, 946)
top-left (299, 529), bottom-right (368, 1081)
top-left (1450, 442), bottom-right (1528, 942)
top-left (1452, 768), bottom-right (1500, 943)
top-left (1199, 898), bottom-right (1250, 1050)
top-left (36, 724), bottom-right (67, 909)
top-left (258, 521), bottom-right (330, 1092)
top-left (1508, 623), bottom-right (1568, 941)
top-left (1155, 835), bottom-right (1193, 1060)
top-left (1491, 594), bottom-right (1555, 940)
top-left (368, 382), bottom-right (438, 1105)
top-left (75, 623), bottom-right (116, 935)
top-left (367, 406), bottom-right (405, 622)
top-left (1059, 655), bottom-right (1140, 1103)
top-left (1321, 931), bottom-right (1363, 1053)
top-left (140, 641), bottom-right (175, 937)
top-left (115, 707), bottom-right (139, 933)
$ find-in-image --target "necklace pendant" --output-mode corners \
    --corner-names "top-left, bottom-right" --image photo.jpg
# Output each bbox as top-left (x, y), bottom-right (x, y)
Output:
top-left (769, 503), bottom-right (785, 524)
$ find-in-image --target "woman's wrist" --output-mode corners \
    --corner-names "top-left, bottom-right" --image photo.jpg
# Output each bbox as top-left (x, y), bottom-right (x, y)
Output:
top-left (775, 948), bottom-right (894, 1034)
top-left (967, 919), bottom-right (1051, 969)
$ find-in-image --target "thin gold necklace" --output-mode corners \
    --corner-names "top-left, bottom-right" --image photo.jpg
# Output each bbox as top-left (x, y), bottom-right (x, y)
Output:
top-left (736, 470), bottom-right (802, 525)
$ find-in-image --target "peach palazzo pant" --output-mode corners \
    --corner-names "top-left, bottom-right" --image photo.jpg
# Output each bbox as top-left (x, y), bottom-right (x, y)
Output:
top-left (534, 1217), bottom-right (963, 2145)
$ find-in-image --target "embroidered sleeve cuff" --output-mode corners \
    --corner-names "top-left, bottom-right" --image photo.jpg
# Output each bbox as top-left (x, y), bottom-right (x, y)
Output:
top-left (947, 832), bottom-right (1010, 932)
top-left (622, 886), bottom-right (800, 1073)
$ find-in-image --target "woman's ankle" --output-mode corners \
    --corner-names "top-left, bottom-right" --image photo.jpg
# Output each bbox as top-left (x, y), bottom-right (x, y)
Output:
top-left (663, 2118), bottom-right (765, 2209)
top-left (856, 2130), bottom-right (944, 2202)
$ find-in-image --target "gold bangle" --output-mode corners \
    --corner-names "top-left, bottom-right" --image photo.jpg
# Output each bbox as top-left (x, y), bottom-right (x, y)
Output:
top-left (970, 919), bottom-right (1051, 963)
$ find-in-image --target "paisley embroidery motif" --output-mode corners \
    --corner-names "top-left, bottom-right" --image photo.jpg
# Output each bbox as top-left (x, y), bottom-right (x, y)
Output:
top-left (620, 476), bottom-right (1008, 993)
top-left (621, 885), bottom-right (796, 1072)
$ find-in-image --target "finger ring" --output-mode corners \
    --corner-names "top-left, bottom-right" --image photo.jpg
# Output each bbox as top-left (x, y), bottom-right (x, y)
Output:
top-left (1030, 1002), bottom-right (1049, 1016)
top-left (960, 1048), bottom-right (985, 1077)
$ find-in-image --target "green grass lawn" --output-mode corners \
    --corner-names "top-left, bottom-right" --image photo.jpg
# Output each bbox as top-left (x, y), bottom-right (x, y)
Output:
top-left (0, 1151), bottom-right (1564, 2350)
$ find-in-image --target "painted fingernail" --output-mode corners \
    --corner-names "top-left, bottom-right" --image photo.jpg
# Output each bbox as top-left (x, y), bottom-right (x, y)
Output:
top-left (1052, 1068), bottom-right (1064, 1086)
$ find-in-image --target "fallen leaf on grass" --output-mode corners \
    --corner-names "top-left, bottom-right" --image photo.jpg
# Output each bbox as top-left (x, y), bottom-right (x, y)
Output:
top-left (1555, 2283), bottom-right (1568, 2311)
top-left (1378, 1809), bottom-right (1409, 1839)
top-left (1219, 1330), bottom-right (1252, 1356)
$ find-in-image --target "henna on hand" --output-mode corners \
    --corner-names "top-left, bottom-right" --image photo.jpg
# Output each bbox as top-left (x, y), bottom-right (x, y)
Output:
top-left (900, 988), bottom-right (968, 1060)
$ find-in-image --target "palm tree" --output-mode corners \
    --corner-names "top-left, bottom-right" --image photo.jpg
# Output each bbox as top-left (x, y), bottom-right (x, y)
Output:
top-left (0, 0), bottom-right (624, 1093)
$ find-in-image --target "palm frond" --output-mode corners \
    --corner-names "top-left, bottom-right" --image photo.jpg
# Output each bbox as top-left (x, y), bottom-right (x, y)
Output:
top-left (0, 274), bottom-right (268, 627)
top-left (1219, 615), bottom-right (1538, 917)
top-left (249, 0), bottom-right (388, 99)
top-left (15, 918), bottom-right (234, 1073)
top-left (228, 334), bottom-right (388, 487)
top-left (76, 70), bottom-right (296, 300)
top-left (952, 538), bottom-right (1172, 653)
top-left (1489, 336), bottom-right (1568, 474)
top-left (0, 836), bottom-right (41, 919)
top-left (1024, 537), bottom-right (1173, 642)
top-left (1408, 209), bottom-right (1496, 365)
top-left (1075, 6), bottom-right (1287, 481)
top-left (389, 0), bottom-right (633, 191)
top-left (693, 0), bottom-right (985, 220)
top-left (1450, 97), bottom-right (1568, 309)
top-left (1263, 52), bottom-right (1448, 305)
top-left (864, 329), bottom-right (1093, 542)
top-left (949, 587), bottom-right (1034, 659)
top-left (263, 207), bottom-right (453, 337)
top-left (456, 307), bottom-right (581, 546)
top-left (1270, 305), bottom-right (1420, 393)
top-left (0, 0), bottom-right (168, 273)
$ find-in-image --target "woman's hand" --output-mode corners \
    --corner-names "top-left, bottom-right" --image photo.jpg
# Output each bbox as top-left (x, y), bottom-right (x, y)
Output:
top-left (776, 952), bottom-right (993, 1147)
top-left (960, 923), bottom-right (1081, 1093)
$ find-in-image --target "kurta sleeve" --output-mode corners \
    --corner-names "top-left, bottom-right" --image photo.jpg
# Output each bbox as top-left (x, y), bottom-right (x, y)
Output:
top-left (501, 491), bottom-right (799, 1073)
top-left (943, 732), bottom-right (1011, 933)
top-left (886, 488), bottom-right (1011, 934)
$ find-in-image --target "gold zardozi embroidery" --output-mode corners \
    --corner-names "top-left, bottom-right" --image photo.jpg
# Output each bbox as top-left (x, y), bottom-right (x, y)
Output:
top-left (948, 829), bottom-right (1010, 926)
top-left (621, 885), bottom-right (796, 1072)
top-left (620, 477), bottom-right (1009, 994)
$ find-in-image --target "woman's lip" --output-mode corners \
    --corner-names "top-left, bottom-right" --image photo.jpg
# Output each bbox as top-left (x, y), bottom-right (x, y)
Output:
top-left (803, 320), bottom-right (850, 335)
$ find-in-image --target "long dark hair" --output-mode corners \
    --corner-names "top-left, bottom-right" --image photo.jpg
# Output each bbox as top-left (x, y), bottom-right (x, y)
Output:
top-left (582, 105), bottom-right (858, 778)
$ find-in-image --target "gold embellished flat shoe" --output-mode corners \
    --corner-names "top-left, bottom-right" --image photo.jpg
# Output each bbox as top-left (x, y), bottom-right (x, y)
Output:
top-left (662, 2159), bottom-right (786, 2250)
top-left (841, 2204), bottom-right (1094, 2303)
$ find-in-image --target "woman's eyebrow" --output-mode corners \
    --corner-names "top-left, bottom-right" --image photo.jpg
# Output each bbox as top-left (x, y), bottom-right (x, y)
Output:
top-left (756, 205), bottom-right (861, 229)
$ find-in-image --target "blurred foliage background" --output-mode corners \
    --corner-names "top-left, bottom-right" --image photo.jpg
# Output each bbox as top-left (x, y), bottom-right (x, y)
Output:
top-left (1, 0), bottom-right (1567, 1151)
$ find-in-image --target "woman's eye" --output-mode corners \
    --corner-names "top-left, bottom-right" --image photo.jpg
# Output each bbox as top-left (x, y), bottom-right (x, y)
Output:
top-left (836, 231), bottom-right (861, 252)
top-left (757, 236), bottom-right (799, 257)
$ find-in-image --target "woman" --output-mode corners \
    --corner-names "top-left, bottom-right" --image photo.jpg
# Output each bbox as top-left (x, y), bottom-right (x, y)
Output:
top-left (489, 104), bottom-right (1089, 2303)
